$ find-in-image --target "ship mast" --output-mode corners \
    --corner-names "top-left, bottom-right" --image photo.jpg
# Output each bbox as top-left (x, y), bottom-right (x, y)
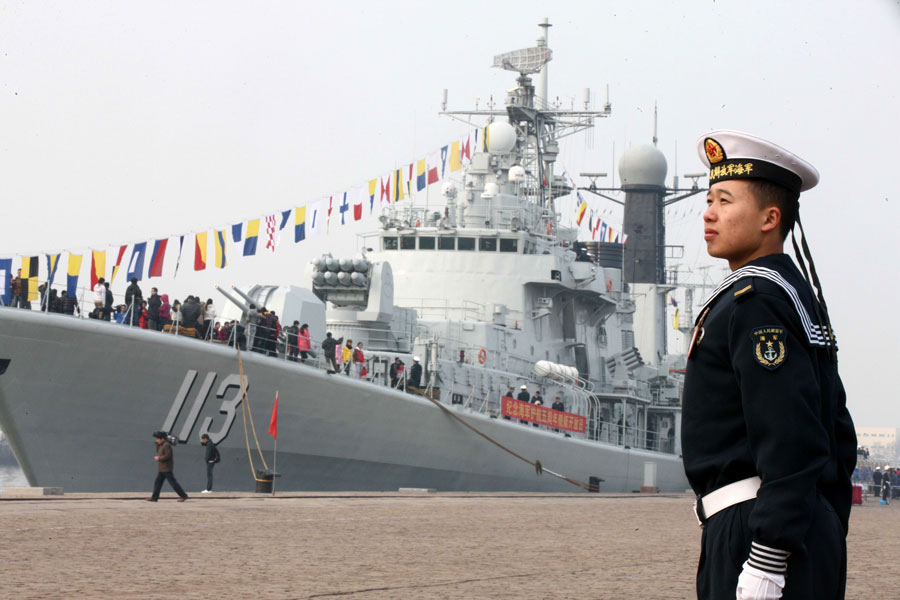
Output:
top-left (440, 18), bottom-right (612, 227)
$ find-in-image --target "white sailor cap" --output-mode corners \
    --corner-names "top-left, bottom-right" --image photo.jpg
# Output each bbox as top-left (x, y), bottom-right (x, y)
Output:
top-left (696, 130), bottom-right (819, 195)
top-left (520, 384), bottom-right (527, 389)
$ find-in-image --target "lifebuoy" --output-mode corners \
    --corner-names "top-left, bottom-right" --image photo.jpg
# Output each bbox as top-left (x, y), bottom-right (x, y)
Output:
top-left (478, 348), bottom-right (487, 364)
top-left (606, 278), bottom-right (613, 292)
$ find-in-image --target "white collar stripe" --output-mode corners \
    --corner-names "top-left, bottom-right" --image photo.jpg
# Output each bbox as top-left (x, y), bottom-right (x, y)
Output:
top-left (698, 266), bottom-right (830, 347)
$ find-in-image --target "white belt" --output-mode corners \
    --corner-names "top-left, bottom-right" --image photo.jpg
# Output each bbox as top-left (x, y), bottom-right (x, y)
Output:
top-left (693, 476), bottom-right (761, 527)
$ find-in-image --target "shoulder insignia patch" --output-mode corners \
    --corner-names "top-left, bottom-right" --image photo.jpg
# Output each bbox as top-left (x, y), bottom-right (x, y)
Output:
top-left (750, 326), bottom-right (787, 370)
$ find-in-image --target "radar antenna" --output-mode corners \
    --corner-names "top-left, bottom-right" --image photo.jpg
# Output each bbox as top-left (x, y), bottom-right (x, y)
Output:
top-left (492, 46), bottom-right (552, 75)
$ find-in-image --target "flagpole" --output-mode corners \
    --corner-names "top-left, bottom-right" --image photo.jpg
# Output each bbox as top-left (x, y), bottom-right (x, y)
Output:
top-left (272, 389), bottom-right (278, 497)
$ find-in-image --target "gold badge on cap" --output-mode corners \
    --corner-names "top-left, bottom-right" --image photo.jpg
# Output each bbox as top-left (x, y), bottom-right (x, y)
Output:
top-left (704, 138), bottom-right (726, 164)
top-left (750, 326), bottom-right (786, 370)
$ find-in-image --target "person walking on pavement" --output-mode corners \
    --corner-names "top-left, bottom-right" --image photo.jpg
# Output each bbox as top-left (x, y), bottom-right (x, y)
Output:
top-left (146, 431), bottom-right (188, 502)
top-left (200, 433), bottom-right (220, 494)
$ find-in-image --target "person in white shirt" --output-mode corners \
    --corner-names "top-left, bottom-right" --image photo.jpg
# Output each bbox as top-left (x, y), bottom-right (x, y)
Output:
top-left (93, 277), bottom-right (106, 309)
top-left (203, 299), bottom-right (216, 340)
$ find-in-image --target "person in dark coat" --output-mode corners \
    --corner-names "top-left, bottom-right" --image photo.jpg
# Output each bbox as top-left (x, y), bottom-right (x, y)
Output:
top-left (550, 395), bottom-right (565, 432)
top-left (47, 288), bottom-right (60, 313)
top-left (124, 278), bottom-right (143, 326)
top-left (682, 131), bottom-right (856, 600)
top-left (103, 282), bottom-right (114, 321)
top-left (9, 269), bottom-right (23, 308)
top-left (200, 433), bottom-right (219, 494)
top-left (408, 357), bottom-right (423, 389)
top-left (321, 332), bottom-right (339, 373)
top-left (285, 321), bottom-right (300, 362)
top-left (516, 385), bottom-right (530, 403)
top-left (60, 290), bottom-right (78, 315)
top-left (390, 358), bottom-right (405, 389)
top-left (181, 296), bottom-right (202, 331)
top-left (516, 385), bottom-right (530, 425)
top-left (267, 312), bottom-right (280, 357)
top-left (146, 431), bottom-right (188, 502)
top-left (147, 288), bottom-right (161, 331)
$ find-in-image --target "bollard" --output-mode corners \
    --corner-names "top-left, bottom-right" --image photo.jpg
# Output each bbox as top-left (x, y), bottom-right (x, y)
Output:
top-left (255, 470), bottom-right (274, 494)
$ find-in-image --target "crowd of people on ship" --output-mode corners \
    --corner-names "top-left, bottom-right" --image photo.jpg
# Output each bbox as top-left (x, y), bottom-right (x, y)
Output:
top-left (4, 272), bottom-right (427, 386)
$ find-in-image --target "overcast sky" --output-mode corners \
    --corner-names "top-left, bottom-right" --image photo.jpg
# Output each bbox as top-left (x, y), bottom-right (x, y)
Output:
top-left (2, 1), bottom-right (898, 427)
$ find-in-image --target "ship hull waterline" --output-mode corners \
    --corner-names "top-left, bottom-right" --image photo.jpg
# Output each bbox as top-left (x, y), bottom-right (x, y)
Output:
top-left (0, 309), bottom-right (688, 493)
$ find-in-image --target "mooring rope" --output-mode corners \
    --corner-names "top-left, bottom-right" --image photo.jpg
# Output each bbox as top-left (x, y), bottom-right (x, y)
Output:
top-left (410, 387), bottom-right (594, 491)
top-left (236, 344), bottom-right (270, 482)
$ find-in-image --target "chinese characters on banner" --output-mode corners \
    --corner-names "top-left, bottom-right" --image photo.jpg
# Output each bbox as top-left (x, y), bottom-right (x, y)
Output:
top-left (500, 396), bottom-right (587, 433)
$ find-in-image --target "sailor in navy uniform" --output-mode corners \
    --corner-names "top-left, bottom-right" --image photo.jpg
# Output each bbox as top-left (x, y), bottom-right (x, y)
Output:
top-left (682, 131), bottom-right (857, 600)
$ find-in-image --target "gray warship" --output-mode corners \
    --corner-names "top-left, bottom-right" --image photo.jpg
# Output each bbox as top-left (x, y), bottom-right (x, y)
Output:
top-left (0, 21), bottom-right (695, 494)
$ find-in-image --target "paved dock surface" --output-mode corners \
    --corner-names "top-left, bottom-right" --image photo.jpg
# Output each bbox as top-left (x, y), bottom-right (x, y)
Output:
top-left (1, 492), bottom-right (893, 599)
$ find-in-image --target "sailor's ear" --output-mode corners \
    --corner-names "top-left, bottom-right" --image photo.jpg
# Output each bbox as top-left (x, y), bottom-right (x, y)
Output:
top-left (760, 204), bottom-right (781, 234)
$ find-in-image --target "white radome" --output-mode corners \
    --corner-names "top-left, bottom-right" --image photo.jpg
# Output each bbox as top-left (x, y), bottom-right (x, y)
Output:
top-left (488, 121), bottom-right (517, 154)
top-left (618, 144), bottom-right (668, 188)
top-left (508, 165), bottom-right (526, 182)
top-left (482, 182), bottom-right (500, 198)
top-left (442, 181), bottom-right (458, 198)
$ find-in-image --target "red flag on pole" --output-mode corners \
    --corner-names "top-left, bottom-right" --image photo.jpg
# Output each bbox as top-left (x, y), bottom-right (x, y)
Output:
top-left (268, 392), bottom-right (278, 439)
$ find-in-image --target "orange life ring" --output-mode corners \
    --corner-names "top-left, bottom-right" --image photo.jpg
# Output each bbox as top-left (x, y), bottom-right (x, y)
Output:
top-left (477, 348), bottom-right (487, 364)
top-left (606, 278), bottom-right (613, 292)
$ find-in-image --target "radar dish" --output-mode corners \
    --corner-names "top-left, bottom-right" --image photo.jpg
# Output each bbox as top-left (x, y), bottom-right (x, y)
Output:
top-left (492, 46), bottom-right (552, 75)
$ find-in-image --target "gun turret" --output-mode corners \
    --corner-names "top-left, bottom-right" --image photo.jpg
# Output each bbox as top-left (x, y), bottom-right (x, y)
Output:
top-left (230, 286), bottom-right (257, 308)
top-left (215, 285), bottom-right (250, 314)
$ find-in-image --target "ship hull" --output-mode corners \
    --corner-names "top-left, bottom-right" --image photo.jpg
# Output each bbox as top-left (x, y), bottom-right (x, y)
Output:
top-left (0, 309), bottom-right (688, 493)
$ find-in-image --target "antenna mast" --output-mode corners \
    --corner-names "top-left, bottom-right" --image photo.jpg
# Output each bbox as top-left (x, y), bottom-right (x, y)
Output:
top-left (536, 17), bottom-right (552, 109)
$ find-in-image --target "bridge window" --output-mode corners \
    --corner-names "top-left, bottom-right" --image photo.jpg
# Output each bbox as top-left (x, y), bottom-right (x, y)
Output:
top-left (457, 237), bottom-right (475, 251)
top-left (438, 237), bottom-right (455, 250)
top-left (418, 237), bottom-right (436, 250)
top-left (401, 236), bottom-right (416, 250)
top-left (479, 238), bottom-right (497, 251)
top-left (383, 237), bottom-right (398, 250)
top-left (499, 239), bottom-right (518, 252)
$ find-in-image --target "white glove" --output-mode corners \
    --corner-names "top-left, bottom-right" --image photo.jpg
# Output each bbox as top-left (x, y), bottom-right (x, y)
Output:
top-left (736, 560), bottom-right (785, 600)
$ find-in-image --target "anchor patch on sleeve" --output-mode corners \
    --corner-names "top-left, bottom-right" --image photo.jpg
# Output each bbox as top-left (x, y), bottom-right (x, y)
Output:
top-left (750, 326), bottom-right (787, 370)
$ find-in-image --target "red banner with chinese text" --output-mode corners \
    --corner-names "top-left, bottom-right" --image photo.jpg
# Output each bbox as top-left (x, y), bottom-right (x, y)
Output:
top-left (501, 396), bottom-right (586, 433)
